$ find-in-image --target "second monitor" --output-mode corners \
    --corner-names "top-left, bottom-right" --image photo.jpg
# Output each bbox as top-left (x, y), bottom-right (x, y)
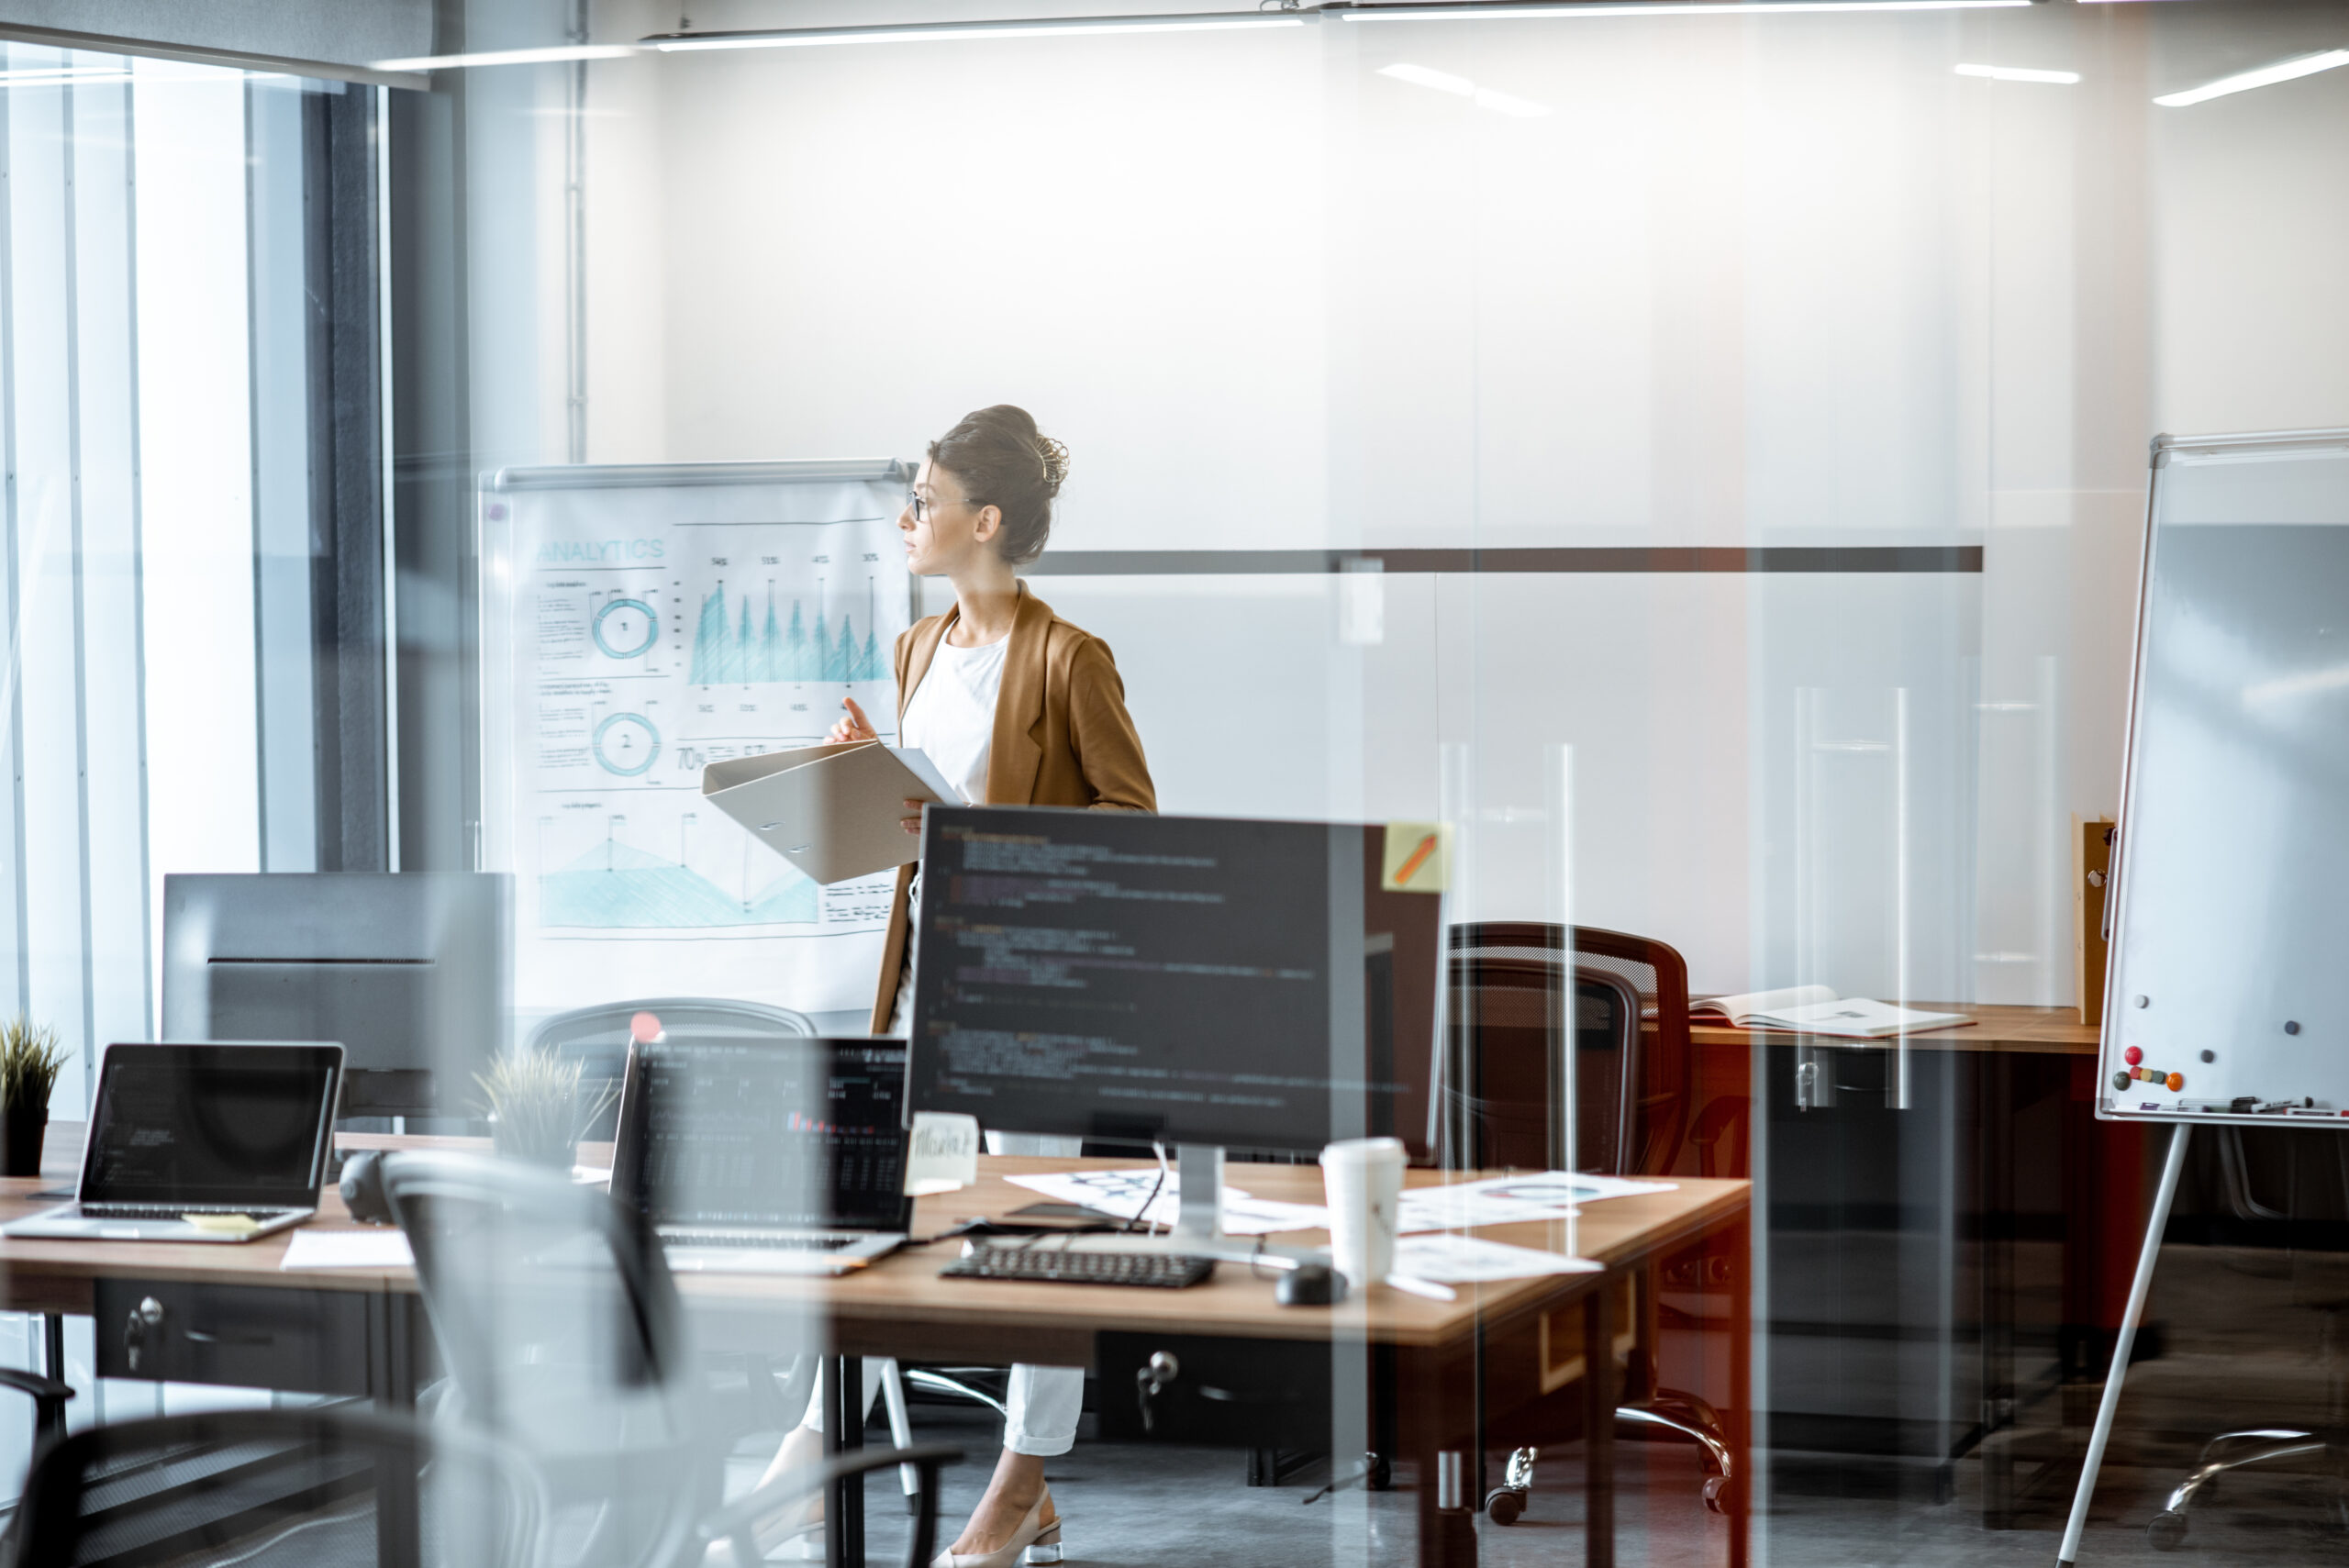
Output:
top-left (904, 807), bottom-right (1442, 1158)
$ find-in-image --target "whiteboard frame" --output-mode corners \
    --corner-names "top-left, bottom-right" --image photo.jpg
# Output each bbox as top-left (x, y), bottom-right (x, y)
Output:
top-left (2098, 426), bottom-right (2349, 1129)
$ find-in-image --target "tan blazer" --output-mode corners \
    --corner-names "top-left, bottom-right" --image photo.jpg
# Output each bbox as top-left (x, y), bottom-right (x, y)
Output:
top-left (866, 584), bottom-right (1156, 1031)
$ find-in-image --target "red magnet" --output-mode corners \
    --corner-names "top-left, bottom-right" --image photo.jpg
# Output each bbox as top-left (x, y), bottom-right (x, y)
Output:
top-left (2123, 1046), bottom-right (2143, 1066)
top-left (2165, 1072), bottom-right (2185, 1092)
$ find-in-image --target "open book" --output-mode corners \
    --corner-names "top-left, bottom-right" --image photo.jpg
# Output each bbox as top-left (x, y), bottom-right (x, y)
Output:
top-left (1688, 985), bottom-right (1972, 1039)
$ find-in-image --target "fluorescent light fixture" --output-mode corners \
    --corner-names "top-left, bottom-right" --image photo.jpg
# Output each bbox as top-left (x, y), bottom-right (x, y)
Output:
top-left (1342, 1), bottom-right (2029, 17)
top-left (645, 12), bottom-right (1306, 52)
top-left (2244, 663), bottom-right (2349, 706)
top-left (2154, 49), bottom-right (2349, 107)
top-left (1377, 61), bottom-right (1551, 116)
top-left (371, 44), bottom-right (640, 72)
top-left (1954, 62), bottom-right (2080, 84)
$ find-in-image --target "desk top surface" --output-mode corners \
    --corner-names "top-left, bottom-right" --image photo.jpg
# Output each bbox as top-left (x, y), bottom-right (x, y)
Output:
top-left (0, 1140), bottom-right (1747, 1350)
top-left (1690, 1002), bottom-right (2098, 1057)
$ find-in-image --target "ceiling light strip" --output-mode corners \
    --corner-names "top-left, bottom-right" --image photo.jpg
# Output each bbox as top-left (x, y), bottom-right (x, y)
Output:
top-left (2153, 49), bottom-right (2349, 107)
top-left (1954, 62), bottom-right (2080, 83)
top-left (373, 44), bottom-right (641, 71)
top-left (1339, 0), bottom-right (2030, 17)
top-left (643, 13), bottom-right (1307, 52)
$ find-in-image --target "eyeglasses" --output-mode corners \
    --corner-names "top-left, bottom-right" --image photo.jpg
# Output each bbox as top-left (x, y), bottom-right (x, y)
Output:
top-left (906, 490), bottom-right (976, 524)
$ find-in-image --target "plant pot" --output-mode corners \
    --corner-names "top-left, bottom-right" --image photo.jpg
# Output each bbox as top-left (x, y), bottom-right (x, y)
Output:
top-left (490, 1119), bottom-right (575, 1172)
top-left (1, 1102), bottom-right (48, 1178)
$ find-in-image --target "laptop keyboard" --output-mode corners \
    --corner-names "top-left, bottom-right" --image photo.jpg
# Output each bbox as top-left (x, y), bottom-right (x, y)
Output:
top-left (663, 1229), bottom-right (863, 1251)
top-left (79, 1204), bottom-right (298, 1220)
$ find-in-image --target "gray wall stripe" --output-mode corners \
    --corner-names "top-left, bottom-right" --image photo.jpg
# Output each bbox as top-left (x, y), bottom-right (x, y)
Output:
top-left (1022, 545), bottom-right (1987, 576)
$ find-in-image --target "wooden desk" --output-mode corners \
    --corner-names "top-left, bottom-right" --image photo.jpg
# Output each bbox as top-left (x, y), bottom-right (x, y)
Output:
top-left (1692, 1002), bottom-right (2099, 1057)
top-left (0, 1149), bottom-right (1750, 1568)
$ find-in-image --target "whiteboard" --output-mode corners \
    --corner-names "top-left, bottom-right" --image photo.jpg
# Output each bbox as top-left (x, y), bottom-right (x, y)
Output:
top-left (2101, 429), bottom-right (2349, 1129)
top-left (478, 461), bottom-right (916, 1021)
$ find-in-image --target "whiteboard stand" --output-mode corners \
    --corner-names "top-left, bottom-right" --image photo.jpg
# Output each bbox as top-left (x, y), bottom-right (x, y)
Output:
top-left (2059, 425), bottom-right (2349, 1562)
top-left (2054, 1122), bottom-right (2191, 1567)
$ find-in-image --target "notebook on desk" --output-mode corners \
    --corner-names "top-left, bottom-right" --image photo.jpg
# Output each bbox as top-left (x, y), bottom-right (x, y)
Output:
top-left (5, 1042), bottom-right (342, 1243)
top-left (608, 1036), bottom-right (911, 1275)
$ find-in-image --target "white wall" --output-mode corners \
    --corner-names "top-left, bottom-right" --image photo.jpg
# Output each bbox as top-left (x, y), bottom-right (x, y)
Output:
top-left (526, 0), bottom-right (2349, 998)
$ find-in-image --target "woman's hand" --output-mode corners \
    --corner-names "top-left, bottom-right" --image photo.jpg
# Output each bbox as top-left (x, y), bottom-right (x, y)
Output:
top-left (828, 696), bottom-right (878, 744)
top-left (902, 798), bottom-right (927, 837)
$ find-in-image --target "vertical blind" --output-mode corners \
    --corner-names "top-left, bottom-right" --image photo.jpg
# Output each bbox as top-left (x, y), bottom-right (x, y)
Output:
top-left (0, 50), bottom-right (325, 1121)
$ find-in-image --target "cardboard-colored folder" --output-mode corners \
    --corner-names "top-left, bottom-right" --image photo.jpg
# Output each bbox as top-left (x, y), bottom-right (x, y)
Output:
top-left (701, 742), bottom-right (958, 886)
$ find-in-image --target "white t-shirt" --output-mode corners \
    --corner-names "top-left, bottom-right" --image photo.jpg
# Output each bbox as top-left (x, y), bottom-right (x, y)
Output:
top-left (899, 633), bottom-right (1008, 806)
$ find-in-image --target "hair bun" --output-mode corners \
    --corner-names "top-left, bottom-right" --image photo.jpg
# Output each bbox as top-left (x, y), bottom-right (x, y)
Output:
top-left (1035, 435), bottom-right (1070, 497)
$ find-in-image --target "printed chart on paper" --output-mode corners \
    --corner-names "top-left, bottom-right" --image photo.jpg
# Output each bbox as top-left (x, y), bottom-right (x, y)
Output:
top-left (488, 471), bottom-right (914, 1018)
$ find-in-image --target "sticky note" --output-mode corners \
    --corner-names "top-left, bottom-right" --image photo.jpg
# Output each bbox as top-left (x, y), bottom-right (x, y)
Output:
top-left (905, 1111), bottom-right (979, 1196)
top-left (184, 1213), bottom-right (261, 1235)
top-left (1382, 823), bottom-right (1450, 894)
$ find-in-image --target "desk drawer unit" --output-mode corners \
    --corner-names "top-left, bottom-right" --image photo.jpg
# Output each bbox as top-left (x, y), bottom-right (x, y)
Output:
top-left (95, 1280), bottom-right (377, 1396)
top-left (1097, 1331), bottom-right (1333, 1449)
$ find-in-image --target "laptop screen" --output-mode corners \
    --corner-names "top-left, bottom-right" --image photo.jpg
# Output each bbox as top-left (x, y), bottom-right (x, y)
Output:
top-left (82, 1043), bottom-right (342, 1207)
top-left (616, 1039), bottom-right (910, 1231)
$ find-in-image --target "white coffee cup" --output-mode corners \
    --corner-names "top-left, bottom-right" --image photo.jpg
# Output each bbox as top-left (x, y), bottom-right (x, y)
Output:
top-left (1319, 1136), bottom-right (1407, 1288)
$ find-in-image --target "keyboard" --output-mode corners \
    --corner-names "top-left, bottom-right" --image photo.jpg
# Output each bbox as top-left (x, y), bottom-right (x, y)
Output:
top-left (941, 1244), bottom-right (1215, 1289)
top-left (662, 1229), bottom-right (860, 1251)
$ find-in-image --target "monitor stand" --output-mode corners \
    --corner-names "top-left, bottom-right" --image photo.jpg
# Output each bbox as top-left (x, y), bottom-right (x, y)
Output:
top-left (1161, 1144), bottom-right (1317, 1268)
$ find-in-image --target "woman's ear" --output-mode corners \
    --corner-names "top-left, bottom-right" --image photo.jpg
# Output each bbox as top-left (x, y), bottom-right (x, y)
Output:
top-left (972, 504), bottom-right (1004, 546)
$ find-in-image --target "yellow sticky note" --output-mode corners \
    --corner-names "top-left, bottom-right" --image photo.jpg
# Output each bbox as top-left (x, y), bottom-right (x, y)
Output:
top-left (183, 1213), bottom-right (261, 1235)
top-left (1381, 823), bottom-right (1450, 894)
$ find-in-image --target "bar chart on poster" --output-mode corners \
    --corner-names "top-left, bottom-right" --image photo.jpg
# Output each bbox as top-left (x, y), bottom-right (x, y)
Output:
top-left (481, 462), bottom-right (916, 1017)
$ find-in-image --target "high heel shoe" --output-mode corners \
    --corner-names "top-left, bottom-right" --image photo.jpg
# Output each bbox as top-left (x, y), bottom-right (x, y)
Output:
top-left (930, 1494), bottom-right (1066, 1568)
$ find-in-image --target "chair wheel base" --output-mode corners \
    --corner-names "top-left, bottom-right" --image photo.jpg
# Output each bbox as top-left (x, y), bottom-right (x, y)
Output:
top-left (1484, 1486), bottom-right (1528, 1525)
top-left (2147, 1510), bottom-right (2188, 1551)
top-left (1703, 1475), bottom-right (1739, 1517)
top-left (1364, 1451), bottom-right (1393, 1492)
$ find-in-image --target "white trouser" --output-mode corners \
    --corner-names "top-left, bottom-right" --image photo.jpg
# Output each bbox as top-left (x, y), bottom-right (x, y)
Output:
top-left (1003, 1364), bottom-right (1085, 1458)
top-left (798, 1357), bottom-right (887, 1433)
top-left (796, 1357), bottom-right (1083, 1458)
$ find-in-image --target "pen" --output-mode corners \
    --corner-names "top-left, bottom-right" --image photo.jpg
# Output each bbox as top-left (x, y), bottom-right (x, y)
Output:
top-left (1386, 1273), bottom-right (1456, 1302)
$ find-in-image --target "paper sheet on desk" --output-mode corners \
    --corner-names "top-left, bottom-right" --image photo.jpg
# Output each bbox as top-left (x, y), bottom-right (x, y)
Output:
top-left (1397, 1172), bottom-right (1675, 1234)
top-left (1396, 1234), bottom-right (1600, 1284)
top-left (1003, 1170), bottom-right (1330, 1236)
top-left (282, 1229), bottom-right (414, 1270)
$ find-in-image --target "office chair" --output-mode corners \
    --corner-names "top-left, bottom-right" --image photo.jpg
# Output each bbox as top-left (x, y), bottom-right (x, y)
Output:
top-left (380, 1150), bottom-right (960, 1568)
top-left (1445, 921), bottom-right (1734, 1524)
top-left (0, 1404), bottom-right (545, 1568)
top-left (2145, 1127), bottom-right (2349, 1551)
top-left (525, 997), bottom-right (818, 1140)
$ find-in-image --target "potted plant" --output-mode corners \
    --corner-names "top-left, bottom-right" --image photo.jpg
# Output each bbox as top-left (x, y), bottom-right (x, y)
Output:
top-left (474, 1048), bottom-right (613, 1171)
top-left (0, 1018), bottom-right (69, 1178)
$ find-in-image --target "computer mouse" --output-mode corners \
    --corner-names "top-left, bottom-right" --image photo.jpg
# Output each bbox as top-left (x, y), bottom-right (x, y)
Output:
top-left (1276, 1262), bottom-right (1346, 1307)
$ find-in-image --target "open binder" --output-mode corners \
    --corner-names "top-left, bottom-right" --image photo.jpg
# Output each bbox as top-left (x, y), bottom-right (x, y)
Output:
top-left (701, 742), bottom-right (958, 885)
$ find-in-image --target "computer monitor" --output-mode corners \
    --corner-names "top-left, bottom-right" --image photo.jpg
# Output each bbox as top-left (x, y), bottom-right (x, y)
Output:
top-left (161, 873), bottom-right (510, 1120)
top-left (903, 807), bottom-right (1442, 1160)
top-left (609, 1038), bottom-right (911, 1232)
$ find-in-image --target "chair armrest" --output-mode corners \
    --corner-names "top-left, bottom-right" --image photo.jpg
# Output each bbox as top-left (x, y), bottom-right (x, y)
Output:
top-left (0, 1367), bottom-right (75, 1450)
top-left (0, 1370), bottom-right (73, 1406)
top-left (691, 1442), bottom-right (963, 1568)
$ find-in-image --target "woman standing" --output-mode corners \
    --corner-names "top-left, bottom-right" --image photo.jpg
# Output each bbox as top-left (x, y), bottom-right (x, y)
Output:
top-left (763, 406), bottom-right (1154, 1568)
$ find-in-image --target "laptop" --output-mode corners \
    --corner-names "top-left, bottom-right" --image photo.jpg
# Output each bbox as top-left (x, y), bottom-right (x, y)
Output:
top-left (609, 1036), bottom-right (911, 1274)
top-left (6, 1042), bottom-right (343, 1243)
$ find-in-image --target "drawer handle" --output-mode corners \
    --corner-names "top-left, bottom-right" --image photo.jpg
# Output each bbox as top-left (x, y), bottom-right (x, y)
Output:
top-left (184, 1329), bottom-right (274, 1349)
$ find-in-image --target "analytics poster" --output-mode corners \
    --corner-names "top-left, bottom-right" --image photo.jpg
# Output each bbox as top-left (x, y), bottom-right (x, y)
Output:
top-left (484, 469), bottom-right (913, 1019)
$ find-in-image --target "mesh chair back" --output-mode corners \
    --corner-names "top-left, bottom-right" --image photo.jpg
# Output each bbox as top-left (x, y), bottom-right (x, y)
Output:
top-left (525, 998), bottom-right (819, 1139)
top-left (5, 1406), bottom-right (544, 1568)
top-left (1448, 922), bottom-right (1694, 1176)
top-left (383, 1151), bottom-right (701, 1566)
